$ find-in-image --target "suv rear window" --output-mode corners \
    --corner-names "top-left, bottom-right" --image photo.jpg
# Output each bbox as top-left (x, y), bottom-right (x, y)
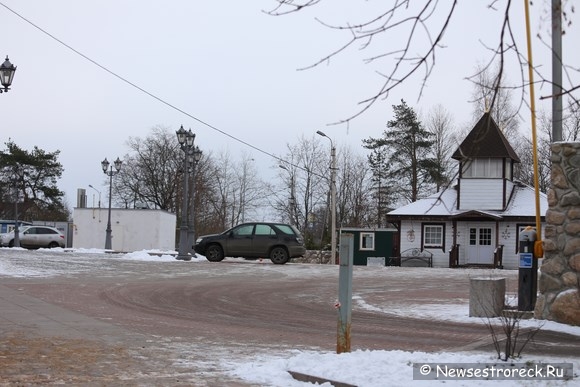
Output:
top-left (275, 224), bottom-right (296, 235)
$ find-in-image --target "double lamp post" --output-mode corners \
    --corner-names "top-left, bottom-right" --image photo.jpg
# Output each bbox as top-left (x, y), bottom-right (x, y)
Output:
top-left (101, 157), bottom-right (122, 250)
top-left (176, 125), bottom-right (202, 261)
top-left (2, 56), bottom-right (18, 244)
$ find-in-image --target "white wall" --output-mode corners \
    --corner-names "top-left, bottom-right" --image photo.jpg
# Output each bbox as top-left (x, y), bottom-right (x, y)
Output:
top-left (398, 219), bottom-right (544, 270)
top-left (397, 221), bottom-right (451, 267)
top-left (72, 208), bottom-right (176, 252)
top-left (459, 179), bottom-right (510, 210)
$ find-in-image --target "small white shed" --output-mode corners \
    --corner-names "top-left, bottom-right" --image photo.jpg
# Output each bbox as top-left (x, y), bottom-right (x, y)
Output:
top-left (72, 207), bottom-right (176, 252)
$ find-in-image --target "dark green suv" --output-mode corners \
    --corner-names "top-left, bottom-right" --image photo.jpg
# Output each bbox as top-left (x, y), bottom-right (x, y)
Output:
top-left (194, 222), bottom-right (306, 264)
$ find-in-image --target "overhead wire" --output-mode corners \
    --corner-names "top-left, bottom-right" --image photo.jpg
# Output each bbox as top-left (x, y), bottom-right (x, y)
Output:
top-left (0, 1), bottom-right (324, 178)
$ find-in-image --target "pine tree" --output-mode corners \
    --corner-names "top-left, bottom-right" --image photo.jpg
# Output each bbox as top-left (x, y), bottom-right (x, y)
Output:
top-left (0, 140), bottom-right (69, 221)
top-left (364, 100), bottom-right (437, 203)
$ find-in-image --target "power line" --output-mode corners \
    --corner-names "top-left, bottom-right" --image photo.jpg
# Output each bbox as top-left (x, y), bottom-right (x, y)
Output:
top-left (0, 1), bottom-right (317, 174)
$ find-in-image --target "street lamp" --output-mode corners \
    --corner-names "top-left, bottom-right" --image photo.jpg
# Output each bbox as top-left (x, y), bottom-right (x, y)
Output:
top-left (317, 130), bottom-right (337, 264)
top-left (12, 185), bottom-right (20, 248)
top-left (279, 164), bottom-right (296, 226)
top-left (101, 157), bottom-right (122, 250)
top-left (187, 145), bottom-right (203, 256)
top-left (0, 56), bottom-right (16, 93)
top-left (88, 184), bottom-right (101, 208)
top-left (176, 125), bottom-right (200, 261)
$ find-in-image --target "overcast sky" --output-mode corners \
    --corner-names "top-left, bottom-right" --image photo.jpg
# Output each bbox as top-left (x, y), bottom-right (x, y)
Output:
top-left (1, 1), bottom-right (578, 211)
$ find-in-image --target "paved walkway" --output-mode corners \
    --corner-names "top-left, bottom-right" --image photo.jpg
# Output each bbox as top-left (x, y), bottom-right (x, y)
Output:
top-left (0, 284), bottom-right (133, 342)
top-left (1, 264), bottom-right (579, 385)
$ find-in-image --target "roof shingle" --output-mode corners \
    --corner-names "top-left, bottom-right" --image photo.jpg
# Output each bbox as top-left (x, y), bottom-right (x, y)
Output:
top-left (451, 112), bottom-right (520, 162)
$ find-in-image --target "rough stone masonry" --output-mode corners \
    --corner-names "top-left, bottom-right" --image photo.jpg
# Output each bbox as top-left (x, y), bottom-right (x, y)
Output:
top-left (535, 142), bottom-right (580, 325)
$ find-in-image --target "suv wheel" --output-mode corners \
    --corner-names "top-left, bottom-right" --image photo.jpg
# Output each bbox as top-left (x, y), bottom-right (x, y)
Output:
top-left (270, 247), bottom-right (289, 265)
top-left (206, 244), bottom-right (225, 262)
top-left (48, 242), bottom-right (60, 248)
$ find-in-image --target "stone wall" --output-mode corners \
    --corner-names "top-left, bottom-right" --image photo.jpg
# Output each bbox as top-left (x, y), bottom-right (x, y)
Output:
top-left (535, 142), bottom-right (580, 325)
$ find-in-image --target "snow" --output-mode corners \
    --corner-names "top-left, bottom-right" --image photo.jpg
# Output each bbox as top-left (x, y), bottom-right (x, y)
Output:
top-left (1, 247), bottom-right (578, 386)
top-left (387, 182), bottom-right (547, 218)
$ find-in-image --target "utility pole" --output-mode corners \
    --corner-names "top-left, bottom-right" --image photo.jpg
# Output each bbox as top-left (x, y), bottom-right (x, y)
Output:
top-left (552, 0), bottom-right (563, 141)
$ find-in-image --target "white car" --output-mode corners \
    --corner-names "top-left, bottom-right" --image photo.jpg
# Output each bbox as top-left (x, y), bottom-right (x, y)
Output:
top-left (0, 226), bottom-right (65, 249)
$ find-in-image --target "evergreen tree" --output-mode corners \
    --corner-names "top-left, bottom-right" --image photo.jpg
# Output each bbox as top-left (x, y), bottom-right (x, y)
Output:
top-left (0, 140), bottom-right (69, 221)
top-left (364, 100), bottom-right (437, 203)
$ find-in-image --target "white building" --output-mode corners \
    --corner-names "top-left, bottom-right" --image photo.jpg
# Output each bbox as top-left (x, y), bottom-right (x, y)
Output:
top-left (72, 207), bottom-right (176, 252)
top-left (387, 112), bottom-right (547, 270)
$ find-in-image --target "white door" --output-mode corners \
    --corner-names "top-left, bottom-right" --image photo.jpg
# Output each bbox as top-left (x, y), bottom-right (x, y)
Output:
top-left (466, 226), bottom-right (494, 265)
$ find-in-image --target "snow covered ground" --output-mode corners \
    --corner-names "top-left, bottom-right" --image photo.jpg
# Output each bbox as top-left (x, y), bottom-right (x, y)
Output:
top-left (1, 247), bottom-right (579, 386)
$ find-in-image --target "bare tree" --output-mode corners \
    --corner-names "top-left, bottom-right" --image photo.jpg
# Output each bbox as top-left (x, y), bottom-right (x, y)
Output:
top-left (518, 98), bottom-right (580, 192)
top-left (116, 126), bottom-right (182, 211)
top-left (425, 104), bottom-right (458, 192)
top-left (335, 147), bottom-right (375, 228)
top-left (229, 153), bottom-right (267, 224)
top-left (266, 1), bottom-right (579, 125)
top-left (470, 64), bottom-right (522, 139)
top-left (275, 135), bottom-right (328, 246)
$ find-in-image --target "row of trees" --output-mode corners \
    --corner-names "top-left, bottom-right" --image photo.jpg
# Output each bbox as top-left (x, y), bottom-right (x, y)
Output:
top-left (108, 96), bottom-right (579, 249)
top-left (2, 97), bottom-right (579, 249)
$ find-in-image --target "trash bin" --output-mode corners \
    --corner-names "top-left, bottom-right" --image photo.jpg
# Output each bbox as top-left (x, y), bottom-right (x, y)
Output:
top-left (469, 277), bottom-right (506, 317)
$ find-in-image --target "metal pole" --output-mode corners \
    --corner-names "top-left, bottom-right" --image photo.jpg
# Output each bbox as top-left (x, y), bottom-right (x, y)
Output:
top-left (337, 232), bottom-right (353, 353)
top-left (13, 197), bottom-right (20, 247)
top-left (552, 0), bottom-right (563, 142)
top-left (316, 130), bottom-right (338, 264)
top-left (330, 145), bottom-right (337, 264)
top-left (12, 170), bottom-right (20, 247)
top-left (177, 154), bottom-right (190, 260)
top-left (187, 160), bottom-right (197, 256)
top-left (290, 172), bottom-right (296, 226)
top-left (524, 0), bottom-right (543, 238)
top-left (105, 170), bottom-right (113, 250)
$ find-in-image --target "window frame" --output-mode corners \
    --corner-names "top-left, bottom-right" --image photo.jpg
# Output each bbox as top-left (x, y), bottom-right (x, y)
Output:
top-left (461, 158), bottom-right (503, 178)
top-left (421, 223), bottom-right (445, 251)
top-left (359, 232), bottom-right (375, 251)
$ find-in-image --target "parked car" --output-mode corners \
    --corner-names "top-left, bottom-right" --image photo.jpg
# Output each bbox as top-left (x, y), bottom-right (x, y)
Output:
top-left (0, 226), bottom-right (65, 249)
top-left (194, 222), bottom-right (306, 264)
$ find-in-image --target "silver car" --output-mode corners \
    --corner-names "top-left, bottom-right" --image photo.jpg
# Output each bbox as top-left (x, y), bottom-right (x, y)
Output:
top-left (0, 226), bottom-right (65, 249)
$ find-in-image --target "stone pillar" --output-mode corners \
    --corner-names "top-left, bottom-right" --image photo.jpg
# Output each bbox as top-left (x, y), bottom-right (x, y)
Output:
top-left (535, 142), bottom-right (580, 325)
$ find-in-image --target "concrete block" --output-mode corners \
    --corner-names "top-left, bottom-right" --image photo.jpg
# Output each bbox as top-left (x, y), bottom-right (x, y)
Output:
top-left (469, 277), bottom-right (506, 317)
top-left (367, 257), bottom-right (385, 267)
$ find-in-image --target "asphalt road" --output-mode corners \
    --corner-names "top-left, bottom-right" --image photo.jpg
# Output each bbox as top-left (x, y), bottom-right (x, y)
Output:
top-left (0, 250), bottom-right (578, 385)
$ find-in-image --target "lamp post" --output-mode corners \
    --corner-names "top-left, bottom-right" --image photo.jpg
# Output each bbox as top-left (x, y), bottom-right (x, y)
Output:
top-left (101, 157), bottom-right (122, 250)
top-left (176, 125), bottom-right (199, 261)
top-left (187, 146), bottom-right (202, 256)
top-left (88, 184), bottom-right (102, 208)
top-left (279, 164), bottom-right (296, 226)
top-left (317, 130), bottom-right (337, 264)
top-left (0, 56), bottom-right (16, 93)
top-left (12, 185), bottom-right (20, 248)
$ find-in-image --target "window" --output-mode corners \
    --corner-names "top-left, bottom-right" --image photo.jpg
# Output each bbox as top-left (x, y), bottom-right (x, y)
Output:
top-left (423, 224), bottom-right (444, 249)
top-left (479, 228), bottom-right (492, 246)
top-left (462, 158), bottom-right (503, 178)
top-left (275, 224), bottom-right (295, 235)
top-left (233, 224), bottom-right (254, 236)
top-left (360, 232), bottom-right (375, 251)
top-left (255, 224), bottom-right (275, 236)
